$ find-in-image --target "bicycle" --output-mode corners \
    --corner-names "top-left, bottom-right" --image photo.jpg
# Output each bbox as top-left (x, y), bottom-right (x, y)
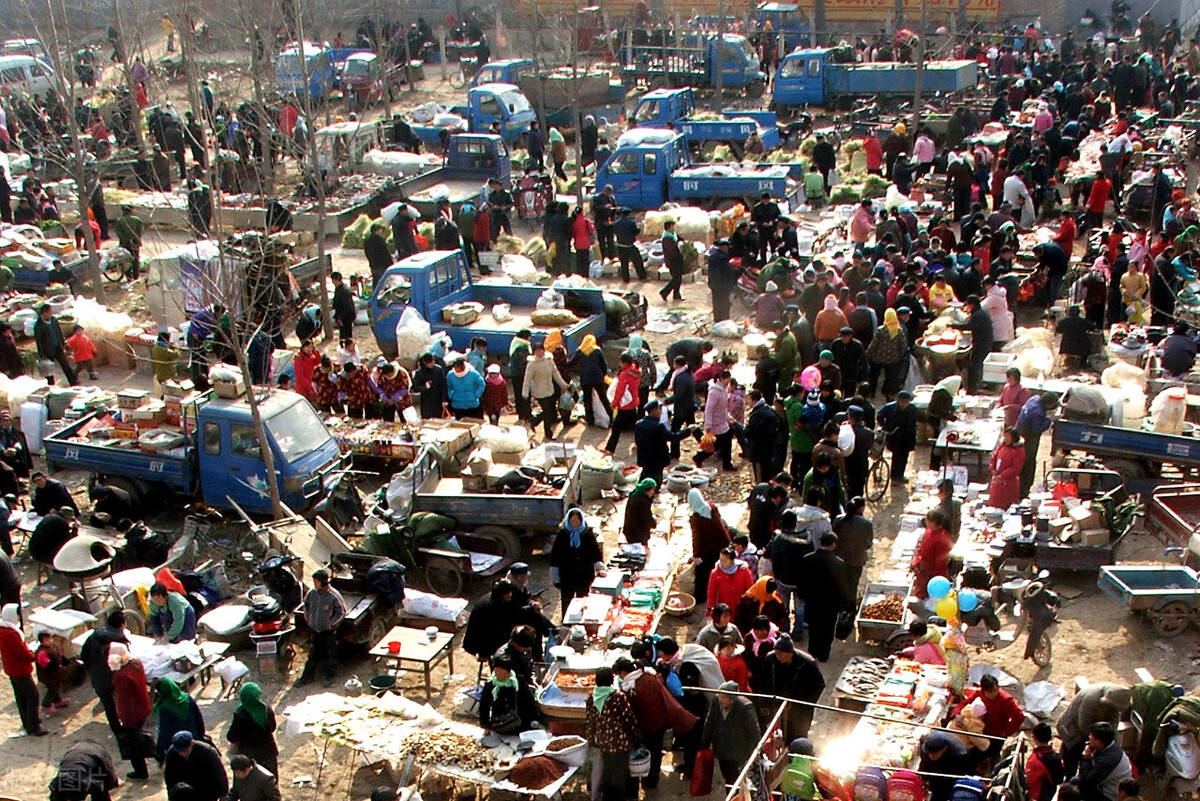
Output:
top-left (866, 428), bottom-right (890, 502)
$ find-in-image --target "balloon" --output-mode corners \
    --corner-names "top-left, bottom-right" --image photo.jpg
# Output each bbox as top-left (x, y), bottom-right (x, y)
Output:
top-left (800, 365), bottom-right (822, 391)
top-left (958, 590), bottom-right (979, 612)
top-left (935, 595), bottom-right (958, 621)
top-left (927, 576), bottom-right (952, 599)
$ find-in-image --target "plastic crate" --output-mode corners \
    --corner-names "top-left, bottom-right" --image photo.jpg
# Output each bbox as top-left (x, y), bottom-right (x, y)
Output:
top-left (982, 352), bottom-right (1015, 384)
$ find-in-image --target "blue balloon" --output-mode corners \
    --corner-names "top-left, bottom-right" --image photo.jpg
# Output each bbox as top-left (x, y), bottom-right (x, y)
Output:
top-left (927, 576), bottom-right (952, 600)
top-left (958, 590), bottom-right (979, 612)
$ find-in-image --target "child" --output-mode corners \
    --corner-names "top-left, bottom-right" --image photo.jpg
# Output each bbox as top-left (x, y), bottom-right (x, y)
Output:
top-left (65, 324), bottom-right (100, 380)
top-left (35, 630), bottom-right (69, 713)
top-left (482, 364), bottom-right (508, 424)
top-left (276, 374), bottom-right (293, 390)
top-left (727, 378), bottom-right (746, 426)
top-left (715, 635), bottom-right (751, 692)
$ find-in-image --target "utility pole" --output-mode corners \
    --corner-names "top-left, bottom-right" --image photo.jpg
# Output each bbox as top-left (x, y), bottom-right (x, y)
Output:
top-left (910, 0), bottom-right (926, 133)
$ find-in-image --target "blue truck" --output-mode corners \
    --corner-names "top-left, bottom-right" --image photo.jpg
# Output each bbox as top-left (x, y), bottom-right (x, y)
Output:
top-left (369, 249), bottom-right (607, 357)
top-left (471, 58), bottom-right (538, 89)
top-left (1052, 418), bottom-right (1200, 487)
top-left (44, 389), bottom-right (346, 516)
top-left (396, 133), bottom-right (509, 219)
top-left (630, 87), bottom-right (781, 151)
top-left (771, 48), bottom-right (979, 108)
top-left (275, 42), bottom-right (336, 102)
top-left (424, 83), bottom-right (536, 146)
top-left (594, 129), bottom-right (801, 211)
top-left (620, 33), bottom-right (768, 97)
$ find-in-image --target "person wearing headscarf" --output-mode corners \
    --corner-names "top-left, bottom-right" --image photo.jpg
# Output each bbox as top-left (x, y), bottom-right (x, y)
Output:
top-left (623, 479), bottom-right (658, 546)
top-left (109, 642), bottom-right (151, 779)
top-left (689, 488), bottom-right (730, 606)
top-left (627, 334), bottom-right (656, 409)
top-left (585, 667), bottom-right (640, 801)
top-left (866, 308), bottom-right (908, 399)
top-left (154, 677), bottom-right (205, 761)
top-left (549, 508), bottom-right (604, 620)
top-left (478, 655), bottom-right (536, 735)
top-left (0, 603), bottom-right (45, 736)
top-left (568, 334), bottom-right (611, 427)
top-left (226, 683), bottom-right (279, 779)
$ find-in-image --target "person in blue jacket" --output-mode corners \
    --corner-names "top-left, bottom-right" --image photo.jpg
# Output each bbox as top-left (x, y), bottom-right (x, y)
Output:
top-left (445, 357), bottom-right (485, 418)
top-left (1016, 393), bottom-right (1058, 498)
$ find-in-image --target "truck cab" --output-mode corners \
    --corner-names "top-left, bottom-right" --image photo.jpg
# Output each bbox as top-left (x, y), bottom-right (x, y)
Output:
top-left (197, 391), bottom-right (344, 513)
top-left (313, 120), bottom-right (380, 175)
top-left (340, 52), bottom-right (405, 105)
top-left (755, 3), bottom-right (811, 51)
top-left (594, 129), bottom-right (687, 209)
top-left (630, 87), bottom-right (695, 128)
top-left (470, 58), bottom-right (537, 89)
top-left (396, 133), bottom-right (509, 219)
top-left (466, 83), bottom-right (536, 144)
top-left (276, 41), bottom-right (335, 102)
top-left (693, 33), bottom-right (766, 93)
top-left (772, 48), bottom-right (832, 107)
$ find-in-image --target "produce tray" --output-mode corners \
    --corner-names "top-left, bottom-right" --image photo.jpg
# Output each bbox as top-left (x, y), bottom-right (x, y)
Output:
top-left (856, 581), bottom-right (911, 643)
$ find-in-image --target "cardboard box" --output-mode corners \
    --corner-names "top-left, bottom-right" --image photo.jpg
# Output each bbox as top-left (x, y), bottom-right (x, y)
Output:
top-left (212, 376), bottom-right (245, 399)
top-left (1048, 517), bottom-right (1074, 538)
top-left (117, 389), bottom-right (150, 409)
top-left (1079, 528), bottom-right (1110, 547)
top-left (1068, 504), bottom-right (1105, 530)
top-left (163, 378), bottom-right (195, 398)
top-left (460, 468), bottom-right (487, 492)
top-left (492, 448), bottom-right (523, 464)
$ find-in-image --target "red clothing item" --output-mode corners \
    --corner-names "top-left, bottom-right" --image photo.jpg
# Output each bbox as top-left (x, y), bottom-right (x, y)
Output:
top-left (279, 104), bottom-right (298, 137)
top-left (1054, 215), bottom-right (1076, 255)
top-left (572, 214), bottom-right (595, 251)
top-left (293, 350), bottom-right (321, 401)
top-left (0, 627), bottom-right (34, 677)
top-left (987, 442), bottom-right (1025, 510)
top-left (623, 669), bottom-right (698, 734)
top-left (66, 332), bottom-right (98, 363)
top-left (911, 526), bottom-right (953, 599)
top-left (1025, 745), bottom-right (1062, 801)
top-left (313, 367), bottom-right (340, 406)
top-left (112, 660), bottom-right (151, 728)
top-left (954, 687), bottom-right (1025, 738)
top-left (611, 365), bottom-right (641, 411)
top-left (1087, 177), bottom-right (1112, 213)
top-left (482, 374), bottom-right (508, 415)
top-left (707, 563), bottom-right (754, 613)
top-left (691, 504), bottom-right (730, 560)
top-left (1111, 117), bottom-right (1129, 136)
top-left (863, 136), bottom-right (883, 171)
top-left (718, 653), bottom-right (752, 692)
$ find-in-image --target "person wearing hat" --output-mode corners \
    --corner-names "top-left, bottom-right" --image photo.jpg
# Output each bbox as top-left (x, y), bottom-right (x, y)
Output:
top-left (866, 308), bottom-right (908, 399)
top-left (830, 326), bottom-right (868, 396)
top-left (34, 303), bottom-right (79, 386)
top-left (164, 730), bottom-right (228, 801)
top-left (112, 204), bottom-right (143, 279)
top-left (612, 207), bottom-right (647, 282)
top-left (752, 191), bottom-right (781, 263)
top-left (700, 679), bottom-right (762, 785)
top-left (754, 280), bottom-right (785, 331)
top-left (708, 238), bottom-right (737, 323)
top-left (585, 666), bottom-right (641, 801)
top-left (1016, 392), bottom-right (1058, 498)
top-left (951, 293), bottom-right (994, 393)
top-left (811, 131), bottom-right (836, 192)
top-left (591, 184), bottom-right (617, 260)
top-left (633, 401), bottom-right (692, 487)
top-left (878, 390), bottom-right (918, 483)
top-left (363, 220), bottom-right (392, 288)
top-left (486, 177), bottom-right (514, 241)
top-left (756, 634), bottom-right (824, 741)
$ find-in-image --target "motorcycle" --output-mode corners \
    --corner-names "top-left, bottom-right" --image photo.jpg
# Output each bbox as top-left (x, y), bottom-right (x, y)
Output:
top-left (516, 171), bottom-right (553, 219)
top-left (313, 470), bottom-right (367, 536)
top-left (1163, 716), bottom-right (1200, 795)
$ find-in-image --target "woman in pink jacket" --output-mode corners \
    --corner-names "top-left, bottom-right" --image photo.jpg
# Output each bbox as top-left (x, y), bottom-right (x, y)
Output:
top-left (695, 370), bottom-right (735, 470)
top-left (571, 207), bottom-right (595, 277)
top-left (987, 427), bottom-right (1025, 511)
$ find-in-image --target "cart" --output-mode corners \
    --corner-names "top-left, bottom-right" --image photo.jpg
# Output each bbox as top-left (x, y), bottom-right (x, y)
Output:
top-left (416, 532), bottom-right (513, 598)
top-left (1144, 483), bottom-right (1200, 550)
top-left (1097, 564), bottom-right (1200, 637)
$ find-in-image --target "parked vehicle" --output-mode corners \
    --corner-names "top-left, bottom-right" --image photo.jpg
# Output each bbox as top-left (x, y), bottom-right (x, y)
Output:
top-left (620, 33), bottom-right (768, 96)
top-left (0, 54), bottom-right (57, 96)
top-left (313, 119), bottom-right (381, 174)
top-left (771, 47), bottom-right (978, 109)
top-left (341, 52), bottom-right (407, 107)
top-left (0, 38), bottom-right (49, 61)
top-left (631, 87), bottom-right (781, 152)
top-left (395, 133), bottom-right (510, 219)
top-left (420, 84), bottom-right (535, 146)
top-left (471, 57), bottom-right (537, 89)
top-left (275, 41), bottom-right (335, 102)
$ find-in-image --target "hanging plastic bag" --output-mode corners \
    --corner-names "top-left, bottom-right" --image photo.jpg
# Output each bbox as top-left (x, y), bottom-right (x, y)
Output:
top-left (699, 431), bottom-right (716, 453)
top-left (536, 288), bottom-right (564, 310)
top-left (903, 354), bottom-right (922, 393)
top-left (589, 259), bottom-right (604, 279)
top-left (592, 393), bottom-right (611, 428)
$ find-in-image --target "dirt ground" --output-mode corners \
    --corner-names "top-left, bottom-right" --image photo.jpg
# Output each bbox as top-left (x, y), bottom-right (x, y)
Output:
top-left (0, 27), bottom-right (1196, 801)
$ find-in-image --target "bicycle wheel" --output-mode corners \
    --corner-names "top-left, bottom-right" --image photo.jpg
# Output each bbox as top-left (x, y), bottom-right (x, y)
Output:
top-left (448, 68), bottom-right (466, 89)
top-left (867, 457), bottom-right (890, 502)
top-left (1031, 630), bottom-right (1052, 667)
top-left (103, 259), bottom-right (127, 283)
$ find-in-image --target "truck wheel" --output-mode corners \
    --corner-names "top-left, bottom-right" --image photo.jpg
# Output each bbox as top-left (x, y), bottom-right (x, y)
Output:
top-left (1151, 601), bottom-right (1192, 637)
top-left (746, 79), bottom-right (765, 98)
top-left (475, 525), bottom-right (522, 561)
top-left (424, 557), bottom-right (464, 597)
top-left (100, 476), bottom-right (145, 509)
top-left (367, 616), bottom-right (392, 649)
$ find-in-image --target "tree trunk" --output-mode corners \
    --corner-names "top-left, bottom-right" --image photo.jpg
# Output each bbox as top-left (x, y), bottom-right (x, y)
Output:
top-left (112, 0), bottom-right (146, 152)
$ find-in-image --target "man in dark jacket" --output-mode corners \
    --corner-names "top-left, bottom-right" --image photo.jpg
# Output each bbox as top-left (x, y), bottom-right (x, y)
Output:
top-left (833, 498), bottom-right (873, 597)
top-left (751, 192), bottom-right (781, 263)
top-left (614, 656), bottom-right (697, 791)
top-left (952, 294), bottom-right (994, 393)
top-left (747, 476), bottom-right (790, 549)
top-left (661, 356), bottom-right (697, 459)
top-left (80, 610), bottom-right (129, 740)
top-left (31, 472), bottom-right (79, 516)
top-left (765, 521), bottom-right (813, 638)
top-left (613, 208), bottom-right (647, 282)
top-left (392, 204), bottom-right (418, 260)
top-left (1056, 304), bottom-right (1097, 369)
top-left (708, 239), bottom-right (737, 322)
top-left (843, 405), bottom-right (873, 499)
top-left (829, 327), bottom-right (869, 396)
top-left (591, 184), bottom-right (617, 259)
top-left (331, 271), bottom-right (356, 341)
top-left (632, 400), bottom-right (690, 486)
top-left (411, 353), bottom-right (447, 419)
top-left (50, 741), bottom-right (118, 801)
top-left (757, 635), bottom-right (824, 740)
top-left (363, 222), bottom-right (392, 289)
top-left (665, 338), bottom-right (713, 373)
top-left (1077, 722), bottom-right (1133, 801)
top-left (434, 200), bottom-right (461, 250)
top-left (164, 731), bottom-right (229, 801)
top-left (919, 731), bottom-right (972, 801)
top-left (878, 390), bottom-right (918, 483)
top-left (34, 304), bottom-right (78, 385)
top-left (743, 390), bottom-right (780, 484)
top-left (700, 680), bottom-right (762, 784)
top-left (1161, 320), bottom-right (1198, 376)
top-left (798, 531), bottom-right (849, 662)
top-left (29, 509), bottom-right (78, 565)
top-left (811, 132), bottom-right (836, 190)
top-left (464, 580), bottom-right (518, 662)
top-left (228, 755), bottom-right (281, 801)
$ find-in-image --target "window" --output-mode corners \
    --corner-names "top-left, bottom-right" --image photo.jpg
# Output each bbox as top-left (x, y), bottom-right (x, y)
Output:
top-left (808, 59), bottom-right (822, 77)
top-left (643, 153), bottom-right (657, 175)
top-left (266, 402), bottom-right (333, 462)
top-left (607, 152), bottom-right (638, 174)
top-left (230, 424), bottom-right (262, 458)
top-left (779, 57), bottom-right (805, 78)
top-left (478, 96), bottom-right (501, 117)
top-left (27, 62), bottom-right (44, 77)
top-left (633, 99), bottom-right (659, 124)
top-left (203, 422), bottom-right (221, 455)
top-left (0, 67), bottom-right (24, 85)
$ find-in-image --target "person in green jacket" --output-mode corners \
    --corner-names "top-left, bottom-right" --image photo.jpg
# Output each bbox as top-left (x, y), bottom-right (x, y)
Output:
top-left (801, 451), bottom-right (845, 517)
top-left (148, 582), bottom-right (196, 642)
top-left (803, 164), bottom-right (827, 208)
top-left (151, 330), bottom-right (180, 395)
top-left (774, 323), bottom-right (798, 388)
top-left (784, 387), bottom-right (823, 483)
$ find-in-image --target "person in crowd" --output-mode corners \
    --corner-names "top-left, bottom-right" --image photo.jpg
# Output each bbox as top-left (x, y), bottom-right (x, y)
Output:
top-left (866, 309), bottom-right (908, 399)
top-left (1161, 320), bottom-right (1198, 376)
top-left (34, 629), bottom-right (68, 714)
top-left (0, 603), bottom-right (46, 736)
top-left (109, 642), bottom-right (150, 779)
top-left (987, 427), bottom-right (1025, 511)
top-left (226, 683), bottom-right (279, 779)
top-left (1056, 684), bottom-right (1133, 776)
top-left (568, 334), bottom-right (610, 427)
top-left (478, 654), bottom-right (536, 735)
top-left (919, 731), bottom-right (972, 801)
top-left (614, 655), bottom-right (697, 790)
top-left (164, 731), bottom-right (228, 801)
top-left (81, 609), bottom-right (129, 742)
top-left (1017, 393), bottom-right (1058, 498)
top-left (878, 390), bottom-right (918, 484)
top-left (701, 680), bottom-right (762, 785)
top-left (696, 603), bottom-right (739, 652)
top-left (148, 581), bottom-right (196, 643)
top-left (298, 569), bottom-right (345, 687)
top-left (662, 355), bottom-right (697, 460)
top-left (633, 401), bottom-right (690, 486)
top-left (446, 357), bottom-right (486, 419)
top-left (411, 353), bottom-right (447, 419)
top-left (227, 755), bottom-right (281, 801)
top-left (998, 367), bottom-right (1032, 428)
top-left (550, 508), bottom-right (604, 619)
top-left (952, 294), bottom-right (994, 393)
top-left (585, 667), bottom-right (640, 801)
top-left (34, 303), bottom-right (79, 385)
top-left (623, 479), bottom-right (657, 546)
top-left (522, 341), bottom-right (568, 439)
top-left (689, 487), bottom-right (730, 607)
top-left (954, 673), bottom-right (1026, 753)
top-left (1056, 304), bottom-right (1096, 369)
top-left (798, 531), bottom-right (849, 662)
top-left (1077, 722), bottom-right (1133, 801)
top-left (32, 470), bottom-right (79, 516)
top-left (603, 353), bottom-right (641, 454)
top-left (747, 475), bottom-right (791, 549)
top-left (716, 635), bottom-right (751, 691)
top-left (757, 635), bottom-right (824, 740)
top-left (481, 364), bottom-right (508, 424)
top-left (50, 742), bottom-right (119, 801)
top-left (833, 498), bottom-right (873, 596)
top-left (912, 508), bottom-right (953, 600)
top-left (1027, 722), bottom-right (1066, 801)
top-left (154, 678), bottom-right (205, 762)
top-left (707, 546), bottom-right (754, 615)
top-left (463, 580), bottom-right (519, 663)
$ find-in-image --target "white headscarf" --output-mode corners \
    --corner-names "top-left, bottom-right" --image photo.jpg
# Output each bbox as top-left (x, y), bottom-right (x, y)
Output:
top-left (0, 603), bottom-right (19, 631)
top-left (107, 641), bottom-right (130, 673)
top-left (688, 488), bottom-right (712, 519)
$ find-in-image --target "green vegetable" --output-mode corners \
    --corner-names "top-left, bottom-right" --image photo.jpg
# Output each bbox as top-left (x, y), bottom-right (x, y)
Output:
top-left (830, 184), bottom-right (863, 204)
top-left (862, 174), bottom-right (890, 199)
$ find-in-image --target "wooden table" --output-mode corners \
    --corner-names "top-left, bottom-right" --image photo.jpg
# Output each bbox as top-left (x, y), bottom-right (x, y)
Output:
top-left (368, 625), bottom-right (455, 699)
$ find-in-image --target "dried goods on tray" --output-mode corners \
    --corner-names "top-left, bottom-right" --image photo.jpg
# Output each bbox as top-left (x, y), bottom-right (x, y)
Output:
top-left (860, 593), bottom-right (904, 622)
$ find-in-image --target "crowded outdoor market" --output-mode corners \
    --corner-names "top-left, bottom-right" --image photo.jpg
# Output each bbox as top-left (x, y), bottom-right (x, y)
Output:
top-left (0, 2), bottom-right (1199, 801)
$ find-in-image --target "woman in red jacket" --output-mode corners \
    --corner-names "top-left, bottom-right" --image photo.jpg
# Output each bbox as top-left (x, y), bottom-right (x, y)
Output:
top-left (986, 427), bottom-right (1025, 511)
top-left (707, 547), bottom-right (754, 616)
top-left (571, 207), bottom-right (596, 277)
top-left (109, 642), bottom-right (152, 779)
top-left (911, 509), bottom-right (953, 600)
top-left (0, 603), bottom-right (46, 735)
top-left (292, 339), bottom-right (321, 402)
top-left (689, 488), bottom-right (731, 606)
top-left (603, 354), bottom-right (641, 454)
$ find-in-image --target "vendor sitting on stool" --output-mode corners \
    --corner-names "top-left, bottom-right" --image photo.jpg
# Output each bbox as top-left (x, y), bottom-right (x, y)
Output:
top-left (148, 581), bottom-right (196, 643)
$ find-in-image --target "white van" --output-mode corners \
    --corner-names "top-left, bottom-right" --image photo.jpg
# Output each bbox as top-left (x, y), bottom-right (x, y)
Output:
top-left (0, 55), bottom-right (57, 96)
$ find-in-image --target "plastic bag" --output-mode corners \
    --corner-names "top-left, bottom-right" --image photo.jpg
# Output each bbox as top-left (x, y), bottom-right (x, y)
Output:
top-left (588, 259), bottom-right (604, 279)
top-left (492, 303), bottom-right (513, 323)
top-left (536, 288), bottom-right (564, 310)
top-left (690, 749), bottom-right (714, 796)
top-left (1023, 681), bottom-right (1065, 717)
top-left (501, 254), bottom-right (538, 284)
top-left (903, 355), bottom-right (922, 393)
top-left (699, 431), bottom-right (716, 453)
top-left (592, 393), bottom-right (611, 428)
top-left (711, 319), bottom-right (742, 338)
top-left (394, 307), bottom-right (432, 358)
